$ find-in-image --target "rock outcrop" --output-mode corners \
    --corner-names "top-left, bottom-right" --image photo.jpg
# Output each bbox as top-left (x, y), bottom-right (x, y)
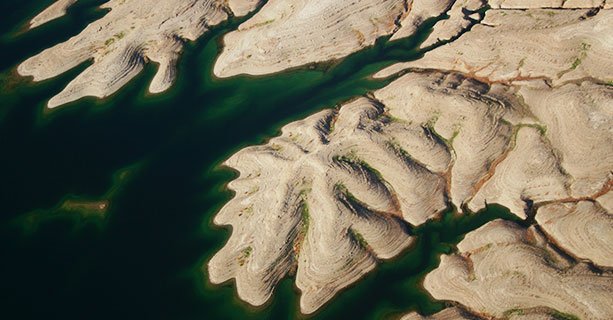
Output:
top-left (211, 70), bottom-right (613, 314)
top-left (536, 200), bottom-right (613, 267)
top-left (19, 0), bottom-right (260, 108)
top-left (390, 0), bottom-right (455, 41)
top-left (401, 307), bottom-right (476, 320)
top-left (466, 127), bottom-right (570, 218)
top-left (208, 97), bottom-right (439, 314)
top-left (376, 7), bottom-right (613, 85)
top-left (425, 220), bottom-right (613, 319)
top-left (518, 82), bottom-right (613, 198)
top-left (213, 0), bottom-right (408, 77)
top-left (415, 0), bottom-right (484, 48)
top-left (29, 0), bottom-right (77, 29)
top-left (209, 70), bottom-right (534, 313)
top-left (209, 2), bottom-right (613, 316)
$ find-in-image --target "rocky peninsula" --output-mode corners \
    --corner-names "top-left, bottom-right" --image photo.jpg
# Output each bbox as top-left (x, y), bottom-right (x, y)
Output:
top-left (18, 0), bottom-right (261, 108)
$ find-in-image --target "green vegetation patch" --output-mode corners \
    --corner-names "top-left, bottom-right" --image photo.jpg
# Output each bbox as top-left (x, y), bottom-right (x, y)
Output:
top-left (238, 246), bottom-right (253, 266)
top-left (334, 152), bottom-right (385, 181)
top-left (550, 310), bottom-right (580, 320)
top-left (570, 42), bottom-right (592, 70)
top-left (349, 229), bottom-right (369, 249)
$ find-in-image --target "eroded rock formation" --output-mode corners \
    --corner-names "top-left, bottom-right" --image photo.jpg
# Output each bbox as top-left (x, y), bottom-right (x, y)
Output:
top-left (29, 0), bottom-right (77, 29)
top-left (376, 7), bottom-right (613, 85)
top-left (401, 307), bottom-right (476, 320)
top-left (213, 0), bottom-right (408, 77)
top-left (18, 0), bottom-right (260, 108)
top-left (536, 200), bottom-right (613, 267)
top-left (425, 220), bottom-right (613, 319)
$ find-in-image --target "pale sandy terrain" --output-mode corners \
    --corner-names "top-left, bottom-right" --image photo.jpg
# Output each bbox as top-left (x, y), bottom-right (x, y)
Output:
top-left (424, 220), bottom-right (613, 319)
top-left (518, 82), bottom-right (613, 198)
top-left (18, 0), bottom-right (260, 108)
top-left (536, 201), bottom-right (613, 267)
top-left (488, 0), bottom-right (608, 8)
top-left (208, 97), bottom-right (431, 313)
top-left (376, 7), bottom-right (612, 84)
top-left (414, 0), bottom-right (484, 48)
top-left (213, 0), bottom-right (408, 77)
top-left (208, 70), bottom-right (530, 313)
top-left (466, 82), bottom-right (612, 216)
top-left (466, 127), bottom-right (570, 218)
top-left (211, 42), bottom-right (612, 313)
top-left (211, 68), bottom-right (612, 315)
top-left (210, 2), bottom-right (612, 314)
top-left (401, 307), bottom-right (475, 320)
top-left (29, 0), bottom-right (77, 29)
top-left (390, 0), bottom-right (455, 41)
top-left (209, 70), bottom-right (526, 312)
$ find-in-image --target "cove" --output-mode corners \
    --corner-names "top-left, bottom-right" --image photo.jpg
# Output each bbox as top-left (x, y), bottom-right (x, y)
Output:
top-left (0, 1), bottom-right (518, 319)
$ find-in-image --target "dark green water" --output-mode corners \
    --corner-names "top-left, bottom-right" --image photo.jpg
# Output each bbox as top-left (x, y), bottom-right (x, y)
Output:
top-left (0, 1), bottom-right (519, 319)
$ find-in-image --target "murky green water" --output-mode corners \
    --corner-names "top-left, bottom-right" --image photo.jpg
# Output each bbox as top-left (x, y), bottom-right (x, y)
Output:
top-left (0, 1), bottom-right (518, 319)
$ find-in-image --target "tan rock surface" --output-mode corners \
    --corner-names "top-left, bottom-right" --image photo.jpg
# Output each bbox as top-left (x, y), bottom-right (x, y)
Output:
top-left (416, 0), bottom-right (484, 49)
top-left (597, 191), bottom-right (613, 212)
top-left (213, 0), bottom-right (407, 77)
top-left (390, 0), bottom-right (455, 41)
top-left (487, 0), bottom-right (607, 8)
top-left (536, 201), bottom-right (613, 267)
top-left (209, 70), bottom-right (534, 313)
top-left (519, 82), bottom-right (613, 198)
top-left (208, 98), bottom-right (426, 313)
top-left (374, 72), bottom-right (522, 210)
top-left (19, 0), bottom-right (259, 108)
top-left (29, 0), bottom-right (77, 29)
top-left (467, 127), bottom-right (570, 218)
top-left (425, 219), bottom-right (613, 319)
top-left (375, 8), bottom-right (613, 84)
top-left (401, 307), bottom-right (476, 320)
top-left (206, 2), bottom-right (613, 317)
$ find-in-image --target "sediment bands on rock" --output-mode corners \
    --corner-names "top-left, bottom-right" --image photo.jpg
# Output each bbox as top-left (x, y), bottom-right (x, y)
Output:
top-left (209, 65), bottom-right (613, 314)
top-left (376, 5), bottom-right (613, 84)
top-left (28, 0), bottom-right (77, 29)
top-left (18, 0), bottom-right (260, 108)
top-left (425, 220), bottom-right (613, 319)
top-left (212, 0), bottom-right (408, 77)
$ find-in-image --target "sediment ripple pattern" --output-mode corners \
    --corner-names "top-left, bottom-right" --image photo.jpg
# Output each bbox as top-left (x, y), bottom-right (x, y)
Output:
top-left (425, 220), bottom-right (613, 319)
top-left (401, 307), bottom-right (475, 319)
top-left (537, 201), bottom-right (613, 267)
top-left (213, 0), bottom-right (408, 77)
top-left (377, 6), bottom-right (613, 84)
top-left (18, 0), bottom-right (260, 108)
top-left (209, 70), bottom-right (532, 313)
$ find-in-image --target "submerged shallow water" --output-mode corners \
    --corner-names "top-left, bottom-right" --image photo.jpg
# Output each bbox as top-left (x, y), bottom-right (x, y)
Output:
top-left (0, 1), bottom-right (519, 319)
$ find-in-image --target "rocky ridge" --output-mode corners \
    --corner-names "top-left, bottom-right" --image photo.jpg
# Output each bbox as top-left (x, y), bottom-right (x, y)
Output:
top-left (18, 0), bottom-right (261, 108)
top-left (210, 1), bottom-right (612, 316)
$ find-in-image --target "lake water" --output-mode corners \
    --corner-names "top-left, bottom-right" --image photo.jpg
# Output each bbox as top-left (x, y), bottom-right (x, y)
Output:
top-left (0, 1), bottom-right (519, 319)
